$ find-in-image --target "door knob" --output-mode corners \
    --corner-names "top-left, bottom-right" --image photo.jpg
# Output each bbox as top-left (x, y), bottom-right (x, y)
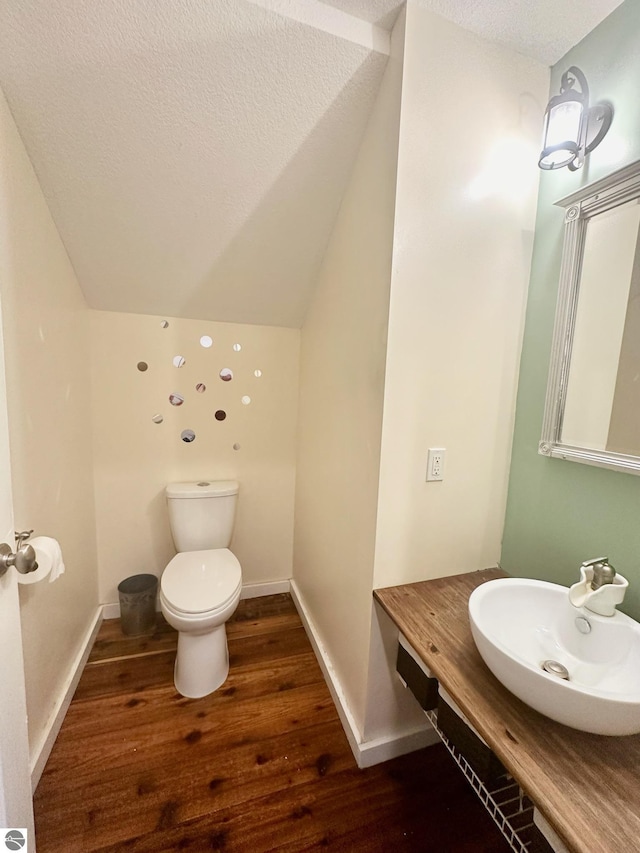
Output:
top-left (0, 542), bottom-right (38, 577)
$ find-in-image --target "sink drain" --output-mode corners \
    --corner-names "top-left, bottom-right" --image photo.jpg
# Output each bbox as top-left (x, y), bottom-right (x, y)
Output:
top-left (541, 660), bottom-right (570, 680)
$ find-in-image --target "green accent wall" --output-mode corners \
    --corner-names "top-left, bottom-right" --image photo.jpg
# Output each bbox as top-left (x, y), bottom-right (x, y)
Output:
top-left (501, 0), bottom-right (640, 618)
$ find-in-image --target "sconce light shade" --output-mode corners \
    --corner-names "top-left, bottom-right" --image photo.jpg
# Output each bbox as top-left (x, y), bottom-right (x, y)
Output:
top-left (539, 66), bottom-right (612, 171)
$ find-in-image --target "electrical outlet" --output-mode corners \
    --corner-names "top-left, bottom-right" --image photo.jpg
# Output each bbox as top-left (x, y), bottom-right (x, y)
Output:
top-left (426, 447), bottom-right (445, 482)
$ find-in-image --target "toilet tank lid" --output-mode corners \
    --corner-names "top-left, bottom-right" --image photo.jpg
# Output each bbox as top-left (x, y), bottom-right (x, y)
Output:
top-left (166, 480), bottom-right (239, 499)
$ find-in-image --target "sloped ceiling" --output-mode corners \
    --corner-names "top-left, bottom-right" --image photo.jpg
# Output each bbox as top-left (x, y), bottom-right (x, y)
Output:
top-left (0, 0), bottom-right (624, 328)
top-left (0, 0), bottom-right (392, 328)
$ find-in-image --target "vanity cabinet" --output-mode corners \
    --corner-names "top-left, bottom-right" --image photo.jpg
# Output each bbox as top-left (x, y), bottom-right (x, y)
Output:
top-left (375, 569), bottom-right (640, 853)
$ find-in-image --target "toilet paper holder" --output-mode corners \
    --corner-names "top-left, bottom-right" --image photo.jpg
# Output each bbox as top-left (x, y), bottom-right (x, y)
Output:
top-left (0, 529), bottom-right (38, 578)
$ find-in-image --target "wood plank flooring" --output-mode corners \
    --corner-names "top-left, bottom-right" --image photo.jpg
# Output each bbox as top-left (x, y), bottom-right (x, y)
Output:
top-left (33, 594), bottom-right (511, 852)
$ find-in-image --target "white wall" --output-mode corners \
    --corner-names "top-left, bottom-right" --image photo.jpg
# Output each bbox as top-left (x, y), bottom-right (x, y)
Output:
top-left (294, 4), bottom-right (548, 756)
top-left (372, 5), bottom-right (549, 593)
top-left (90, 311), bottom-right (299, 603)
top-left (293, 11), bottom-right (406, 736)
top-left (0, 86), bottom-right (99, 759)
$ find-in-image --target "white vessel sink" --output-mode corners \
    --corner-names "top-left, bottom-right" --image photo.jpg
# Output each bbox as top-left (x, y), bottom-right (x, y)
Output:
top-left (468, 578), bottom-right (640, 736)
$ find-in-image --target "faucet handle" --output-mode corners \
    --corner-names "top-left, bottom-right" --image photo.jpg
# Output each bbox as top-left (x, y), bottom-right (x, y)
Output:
top-left (582, 557), bottom-right (616, 590)
top-left (581, 556), bottom-right (609, 568)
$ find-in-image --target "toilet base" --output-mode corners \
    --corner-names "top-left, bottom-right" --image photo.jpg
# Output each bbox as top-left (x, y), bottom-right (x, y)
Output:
top-left (174, 623), bottom-right (230, 698)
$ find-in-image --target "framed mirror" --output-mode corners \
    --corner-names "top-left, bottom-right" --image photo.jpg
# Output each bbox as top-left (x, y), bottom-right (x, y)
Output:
top-left (540, 159), bottom-right (640, 475)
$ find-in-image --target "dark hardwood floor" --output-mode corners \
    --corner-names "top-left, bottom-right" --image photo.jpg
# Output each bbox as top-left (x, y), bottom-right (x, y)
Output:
top-left (33, 594), bottom-right (511, 852)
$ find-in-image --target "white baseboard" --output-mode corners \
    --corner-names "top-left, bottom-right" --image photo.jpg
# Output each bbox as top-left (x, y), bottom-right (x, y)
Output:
top-left (101, 601), bottom-right (123, 620)
top-left (240, 579), bottom-right (290, 599)
top-left (289, 580), bottom-right (364, 763)
top-left (101, 599), bottom-right (164, 620)
top-left (356, 721), bottom-right (439, 767)
top-left (30, 606), bottom-right (103, 791)
top-left (290, 580), bottom-right (434, 768)
top-left (101, 579), bottom-right (292, 621)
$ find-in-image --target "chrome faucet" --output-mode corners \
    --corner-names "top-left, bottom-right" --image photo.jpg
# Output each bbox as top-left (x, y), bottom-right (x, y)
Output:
top-left (582, 557), bottom-right (616, 590)
top-left (569, 557), bottom-right (627, 617)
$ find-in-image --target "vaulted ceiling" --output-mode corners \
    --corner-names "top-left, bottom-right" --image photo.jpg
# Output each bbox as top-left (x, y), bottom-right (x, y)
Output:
top-left (0, 0), bottom-right (623, 328)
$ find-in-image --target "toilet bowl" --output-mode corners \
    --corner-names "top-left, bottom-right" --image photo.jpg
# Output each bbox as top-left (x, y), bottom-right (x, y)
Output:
top-left (160, 548), bottom-right (242, 698)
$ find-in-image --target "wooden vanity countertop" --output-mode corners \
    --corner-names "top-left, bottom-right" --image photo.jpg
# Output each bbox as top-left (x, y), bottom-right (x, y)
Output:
top-left (374, 570), bottom-right (640, 853)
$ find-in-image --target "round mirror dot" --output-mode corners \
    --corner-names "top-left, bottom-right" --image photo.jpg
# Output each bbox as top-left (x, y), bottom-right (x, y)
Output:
top-left (160, 320), bottom-right (169, 328)
top-left (254, 369), bottom-right (262, 378)
top-left (137, 361), bottom-right (148, 372)
top-left (200, 335), bottom-right (213, 348)
top-left (233, 443), bottom-right (241, 451)
top-left (197, 481), bottom-right (210, 487)
top-left (169, 393), bottom-right (184, 406)
top-left (196, 383), bottom-right (206, 393)
top-left (241, 396), bottom-right (251, 405)
top-left (215, 410), bottom-right (227, 421)
top-left (233, 343), bottom-right (242, 352)
top-left (172, 355), bottom-right (186, 368)
top-left (220, 368), bottom-right (233, 382)
top-left (181, 429), bottom-right (196, 443)
top-left (152, 414), bottom-right (164, 424)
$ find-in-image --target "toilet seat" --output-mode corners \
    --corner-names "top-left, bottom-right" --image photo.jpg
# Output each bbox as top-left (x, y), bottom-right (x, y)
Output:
top-left (161, 548), bottom-right (241, 615)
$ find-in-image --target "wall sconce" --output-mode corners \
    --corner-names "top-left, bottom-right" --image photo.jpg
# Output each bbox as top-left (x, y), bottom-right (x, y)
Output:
top-left (538, 66), bottom-right (612, 171)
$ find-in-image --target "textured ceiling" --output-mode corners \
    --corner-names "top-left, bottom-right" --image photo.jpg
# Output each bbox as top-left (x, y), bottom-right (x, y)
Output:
top-left (0, 0), bottom-right (625, 328)
top-left (414, 0), bottom-right (624, 65)
top-left (326, 0), bottom-right (624, 61)
top-left (0, 0), bottom-right (389, 327)
top-left (323, 0), bottom-right (405, 29)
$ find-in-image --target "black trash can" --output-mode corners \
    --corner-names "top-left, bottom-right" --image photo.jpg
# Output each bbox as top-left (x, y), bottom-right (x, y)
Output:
top-left (117, 573), bottom-right (158, 636)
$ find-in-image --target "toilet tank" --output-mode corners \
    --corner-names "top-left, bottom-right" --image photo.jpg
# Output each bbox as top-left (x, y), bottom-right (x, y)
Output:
top-left (166, 480), bottom-right (239, 552)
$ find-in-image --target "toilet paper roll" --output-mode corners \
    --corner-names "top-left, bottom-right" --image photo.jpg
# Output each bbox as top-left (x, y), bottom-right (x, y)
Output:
top-left (17, 536), bottom-right (66, 585)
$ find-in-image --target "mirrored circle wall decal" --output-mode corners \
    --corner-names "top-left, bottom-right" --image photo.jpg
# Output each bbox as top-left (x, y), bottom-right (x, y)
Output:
top-left (152, 414), bottom-right (164, 424)
top-left (137, 362), bottom-right (148, 372)
top-left (181, 429), bottom-right (196, 443)
top-left (169, 393), bottom-right (184, 406)
top-left (172, 355), bottom-right (186, 368)
top-left (241, 396), bottom-right (251, 405)
top-left (233, 343), bottom-right (242, 352)
top-left (200, 335), bottom-right (213, 348)
top-left (215, 410), bottom-right (226, 421)
top-left (220, 368), bottom-right (233, 382)
top-left (196, 383), bottom-right (206, 393)
top-left (254, 369), bottom-right (262, 378)
top-left (233, 443), bottom-right (241, 451)
top-left (161, 320), bottom-right (169, 328)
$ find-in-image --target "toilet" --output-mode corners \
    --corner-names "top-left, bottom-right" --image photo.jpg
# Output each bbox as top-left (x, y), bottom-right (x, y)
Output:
top-left (160, 480), bottom-right (242, 698)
